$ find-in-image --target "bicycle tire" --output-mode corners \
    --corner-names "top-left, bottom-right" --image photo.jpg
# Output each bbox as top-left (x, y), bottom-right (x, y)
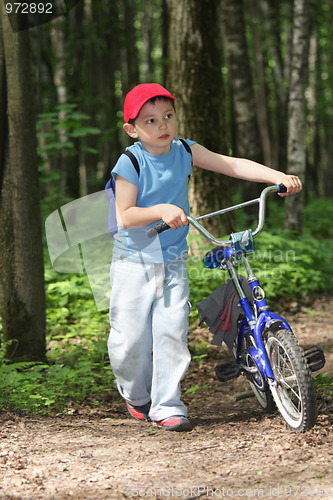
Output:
top-left (265, 329), bottom-right (317, 432)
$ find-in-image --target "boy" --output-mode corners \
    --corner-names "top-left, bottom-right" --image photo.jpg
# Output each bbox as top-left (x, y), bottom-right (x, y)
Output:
top-left (108, 83), bottom-right (302, 432)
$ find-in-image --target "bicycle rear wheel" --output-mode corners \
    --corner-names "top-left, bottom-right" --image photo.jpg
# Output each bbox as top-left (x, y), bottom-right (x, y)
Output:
top-left (266, 329), bottom-right (317, 432)
top-left (248, 378), bottom-right (275, 412)
top-left (249, 383), bottom-right (275, 411)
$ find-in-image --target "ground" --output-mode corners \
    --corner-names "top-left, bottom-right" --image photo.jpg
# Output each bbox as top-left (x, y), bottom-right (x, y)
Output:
top-left (1, 297), bottom-right (333, 500)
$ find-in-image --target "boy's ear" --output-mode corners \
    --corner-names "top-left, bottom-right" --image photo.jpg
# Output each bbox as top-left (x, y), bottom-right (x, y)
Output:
top-left (123, 123), bottom-right (138, 138)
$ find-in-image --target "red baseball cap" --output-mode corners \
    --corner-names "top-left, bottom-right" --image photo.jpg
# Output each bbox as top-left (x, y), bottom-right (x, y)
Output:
top-left (123, 83), bottom-right (175, 123)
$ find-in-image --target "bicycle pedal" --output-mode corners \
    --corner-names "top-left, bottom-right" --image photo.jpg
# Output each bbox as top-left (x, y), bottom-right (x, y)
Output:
top-left (304, 345), bottom-right (326, 372)
top-left (215, 361), bottom-right (241, 382)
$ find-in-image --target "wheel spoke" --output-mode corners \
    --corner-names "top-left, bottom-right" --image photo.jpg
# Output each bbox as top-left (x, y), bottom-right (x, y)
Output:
top-left (275, 348), bottom-right (302, 406)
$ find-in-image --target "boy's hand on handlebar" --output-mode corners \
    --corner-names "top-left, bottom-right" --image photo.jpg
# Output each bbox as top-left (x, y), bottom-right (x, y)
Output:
top-left (157, 204), bottom-right (188, 230)
top-left (278, 175), bottom-right (302, 196)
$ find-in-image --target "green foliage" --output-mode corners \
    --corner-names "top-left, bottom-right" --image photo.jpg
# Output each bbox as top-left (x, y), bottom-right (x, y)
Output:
top-left (189, 338), bottom-right (210, 365)
top-left (0, 265), bottom-right (115, 415)
top-left (303, 197), bottom-right (333, 239)
top-left (37, 102), bottom-right (103, 212)
top-left (37, 102), bottom-right (101, 159)
top-left (185, 384), bottom-right (211, 394)
top-left (185, 385), bottom-right (199, 394)
top-left (251, 231), bottom-right (333, 301)
top-left (314, 372), bottom-right (333, 399)
top-left (0, 356), bottom-right (114, 414)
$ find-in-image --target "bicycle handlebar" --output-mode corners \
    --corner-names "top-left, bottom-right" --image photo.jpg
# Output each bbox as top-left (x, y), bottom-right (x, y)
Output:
top-left (146, 184), bottom-right (287, 245)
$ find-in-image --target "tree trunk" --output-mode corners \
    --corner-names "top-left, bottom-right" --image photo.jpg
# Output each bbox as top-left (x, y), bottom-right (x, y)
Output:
top-left (284, 0), bottom-right (310, 232)
top-left (247, 0), bottom-right (273, 168)
top-left (321, 0), bottom-right (333, 197)
top-left (51, 16), bottom-right (79, 199)
top-left (161, 0), bottom-right (169, 86)
top-left (307, 31), bottom-right (320, 196)
top-left (0, 4), bottom-right (46, 361)
top-left (222, 0), bottom-right (265, 209)
top-left (257, 0), bottom-right (292, 172)
top-left (85, 0), bottom-right (125, 183)
top-left (122, 0), bottom-right (139, 94)
top-left (168, 0), bottom-right (233, 235)
top-left (142, 0), bottom-right (153, 81)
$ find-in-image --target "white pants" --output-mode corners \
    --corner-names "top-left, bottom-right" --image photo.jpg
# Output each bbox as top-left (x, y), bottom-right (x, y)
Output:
top-left (107, 254), bottom-right (191, 421)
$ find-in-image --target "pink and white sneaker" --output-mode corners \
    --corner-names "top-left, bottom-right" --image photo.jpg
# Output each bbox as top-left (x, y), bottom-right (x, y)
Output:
top-left (154, 416), bottom-right (192, 432)
top-left (126, 401), bottom-right (151, 421)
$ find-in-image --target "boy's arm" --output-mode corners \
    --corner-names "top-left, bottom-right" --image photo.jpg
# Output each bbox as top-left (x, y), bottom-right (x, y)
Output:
top-left (191, 143), bottom-right (302, 194)
top-left (115, 175), bottom-right (188, 229)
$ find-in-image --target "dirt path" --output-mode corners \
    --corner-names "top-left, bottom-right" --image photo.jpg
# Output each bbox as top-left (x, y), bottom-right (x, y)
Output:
top-left (1, 297), bottom-right (333, 500)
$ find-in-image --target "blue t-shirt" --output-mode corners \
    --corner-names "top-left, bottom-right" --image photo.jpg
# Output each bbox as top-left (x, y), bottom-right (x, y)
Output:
top-left (112, 138), bottom-right (195, 262)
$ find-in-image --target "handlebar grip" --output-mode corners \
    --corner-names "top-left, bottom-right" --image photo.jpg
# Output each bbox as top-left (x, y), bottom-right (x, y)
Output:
top-left (146, 222), bottom-right (171, 238)
top-left (278, 183), bottom-right (287, 193)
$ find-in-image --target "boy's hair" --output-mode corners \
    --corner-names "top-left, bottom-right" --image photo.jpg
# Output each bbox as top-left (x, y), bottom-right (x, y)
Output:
top-left (128, 96), bottom-right (176, 126)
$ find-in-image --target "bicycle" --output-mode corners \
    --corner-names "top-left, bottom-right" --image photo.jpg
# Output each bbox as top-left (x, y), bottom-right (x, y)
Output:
top-left (148, 184), bottom-right (325, 432)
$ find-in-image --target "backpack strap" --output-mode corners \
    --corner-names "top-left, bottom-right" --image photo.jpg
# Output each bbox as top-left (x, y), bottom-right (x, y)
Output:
top-left (179, 138), bottom-right (192, 183)
top-left (105, 151), bottom-right (141, 235)
top-left (108, 150), bottom-right (140, 192)
top-left (122, 150), bottom-right (140, 176)
top-left (179, 138), bottom-right (192, 159)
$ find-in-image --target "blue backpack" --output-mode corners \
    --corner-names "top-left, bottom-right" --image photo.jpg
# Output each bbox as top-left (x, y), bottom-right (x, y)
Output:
top-left (105, 139), bottom-right (192, 236)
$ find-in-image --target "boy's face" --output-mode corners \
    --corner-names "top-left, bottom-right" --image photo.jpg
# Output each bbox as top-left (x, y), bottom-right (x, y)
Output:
top-left (123, 98), bottom-right (177, 155)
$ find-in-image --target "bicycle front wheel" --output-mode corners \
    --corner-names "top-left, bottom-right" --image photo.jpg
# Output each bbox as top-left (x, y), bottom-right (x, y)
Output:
top-left (266, 329), bottom-right (317, 432)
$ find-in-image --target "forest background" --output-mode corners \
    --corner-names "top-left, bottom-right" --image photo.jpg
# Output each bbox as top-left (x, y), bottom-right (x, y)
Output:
top-left (0, 0), bottom-right (333, 414)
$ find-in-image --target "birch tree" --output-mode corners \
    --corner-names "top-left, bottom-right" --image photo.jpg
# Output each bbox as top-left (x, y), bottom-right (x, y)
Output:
top-left (285, 0), bottom-right (310, 231)
top-left (222, 0), bottom-right (264, 205)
